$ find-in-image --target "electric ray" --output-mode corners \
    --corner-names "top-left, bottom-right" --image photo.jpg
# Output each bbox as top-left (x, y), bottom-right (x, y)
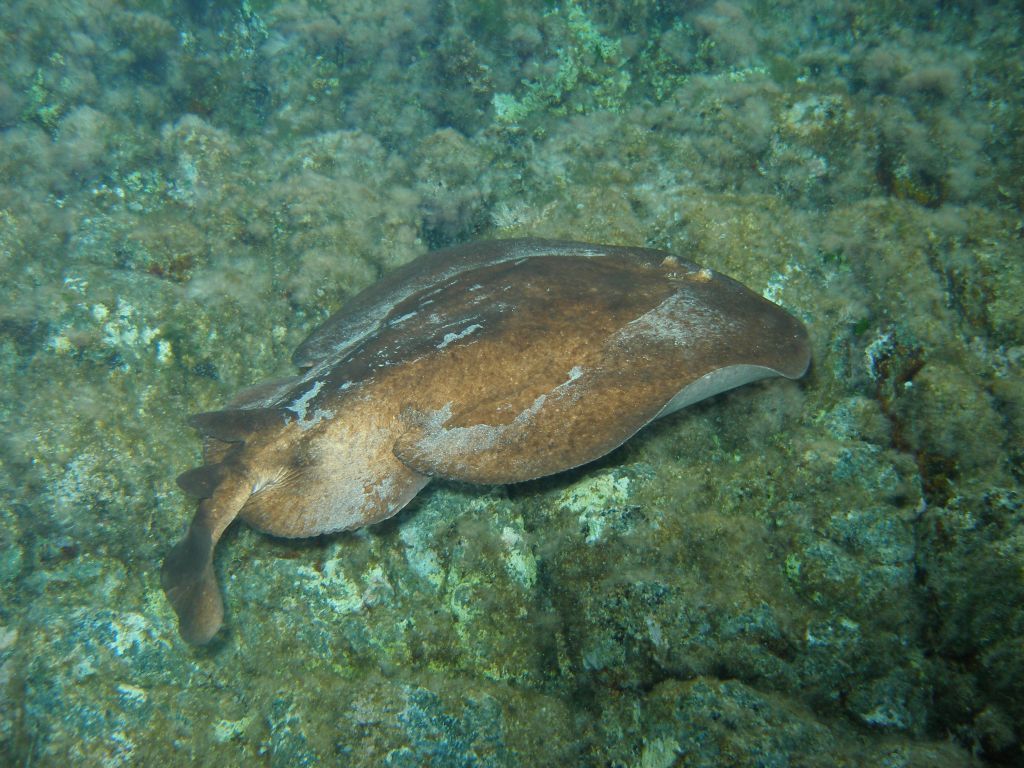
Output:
top-left (162, 238), bottom-right (811, 644)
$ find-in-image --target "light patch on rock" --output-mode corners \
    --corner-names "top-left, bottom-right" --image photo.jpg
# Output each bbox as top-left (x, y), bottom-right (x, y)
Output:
top-left (500, 524), bottom-right (537, 589)
top-left (213, 714), bottom-right (254, 743)
top-left (116, 682), bottom-right (147, 704)
top-left (399, 526), bottom-right (445, 589)
top-left (559, 472), bottom-right (632, 544)
top-left (296, 556), bottom-right (363, 614)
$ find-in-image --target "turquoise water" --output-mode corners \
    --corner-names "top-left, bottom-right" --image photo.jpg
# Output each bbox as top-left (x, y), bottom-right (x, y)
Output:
top-left (0, 1), bottom-right (1021, 765)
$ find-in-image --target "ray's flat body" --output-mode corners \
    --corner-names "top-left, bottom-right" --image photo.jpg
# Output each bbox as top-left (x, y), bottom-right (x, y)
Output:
top-left (162, 238), bottom-right (811, 644)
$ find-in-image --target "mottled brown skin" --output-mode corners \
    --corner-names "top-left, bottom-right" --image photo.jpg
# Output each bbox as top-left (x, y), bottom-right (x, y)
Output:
top-left (162, 239), bottom-right (810, 645)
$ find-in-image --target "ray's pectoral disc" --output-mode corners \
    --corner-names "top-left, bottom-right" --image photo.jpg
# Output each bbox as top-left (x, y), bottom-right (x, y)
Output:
top-left (162, 238), bottom-right (810, 645)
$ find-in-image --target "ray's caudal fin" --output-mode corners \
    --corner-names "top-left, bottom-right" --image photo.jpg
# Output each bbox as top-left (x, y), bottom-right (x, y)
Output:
top-left (163, 459), bottom-right (250, 645)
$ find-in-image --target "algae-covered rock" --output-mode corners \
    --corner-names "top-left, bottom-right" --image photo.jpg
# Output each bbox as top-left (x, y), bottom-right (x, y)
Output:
top-left (918, 489), bottom-right (1024, 761)
top-left (638, 677), bottom-right (973, 768)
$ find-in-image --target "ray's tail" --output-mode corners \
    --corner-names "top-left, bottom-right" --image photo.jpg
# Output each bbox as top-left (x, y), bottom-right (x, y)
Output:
top-left (163, 458), bottom-right (251, 645)
top-left (161, 515), bottom-right (222, 645)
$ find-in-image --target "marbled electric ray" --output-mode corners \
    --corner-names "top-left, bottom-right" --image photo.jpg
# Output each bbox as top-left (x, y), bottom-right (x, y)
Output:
top-left (162, 238), bottom-right (811, 644)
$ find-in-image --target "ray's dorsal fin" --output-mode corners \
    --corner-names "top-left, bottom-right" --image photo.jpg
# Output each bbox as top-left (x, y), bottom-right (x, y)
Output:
top-left (188, 407), bottom-right (285, 442)
top-left (176, 463), bottom-right (228, 499)
top-left (226, 375), bottom-right (301, 409)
